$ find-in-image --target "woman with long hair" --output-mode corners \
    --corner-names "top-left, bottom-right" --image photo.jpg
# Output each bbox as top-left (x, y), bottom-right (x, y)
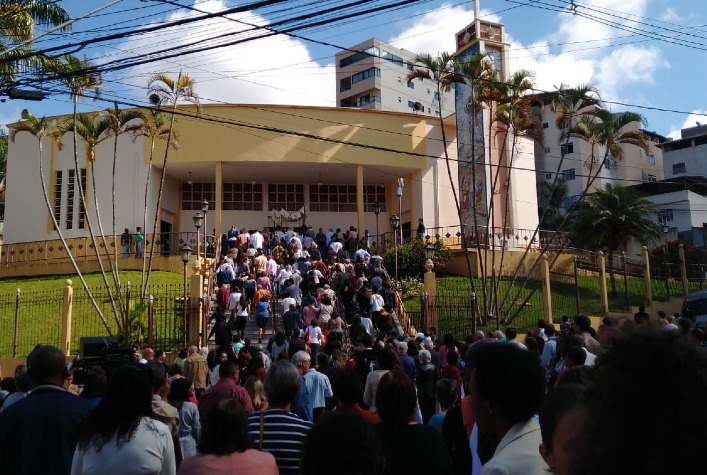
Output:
top-left (71, 364), bottom-right (175, 474)
top-left (167, 378), bottom-right (200, 459)
top-left (243, 376), bottom-right (269, 412)
top-left (178, 399), bottom-right (277, 475)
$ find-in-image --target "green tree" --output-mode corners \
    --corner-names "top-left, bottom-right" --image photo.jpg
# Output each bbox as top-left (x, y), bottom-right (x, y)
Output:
top-left (573, 185), bottom-right (662, 296)
top-left (143, 72), bottom-right (200, 298)
top-left (100, 102), bottom-right (146, 290)
top-left (0, 0), bottom-right (71, 89)
top-left (0, 129), bottom-right (7, 182)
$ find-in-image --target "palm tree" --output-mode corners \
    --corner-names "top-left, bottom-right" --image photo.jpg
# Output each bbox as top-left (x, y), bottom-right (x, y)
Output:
top-left (0, 0), bottom-right (71, 88)
top-left (100, 103), bottom-right (146, 291)
top-left (407, 52), bottom-right (481, 330)
top-left (10, 110), bottom-right (114, 336)
top-left (573, 185), bottom-right (662, 296)
top-left (537, 179), bottom-right (570, 231)
top-left (133, 109), bottom-right (179, 295)
top-left (143, 72), bottom-right (200, 298)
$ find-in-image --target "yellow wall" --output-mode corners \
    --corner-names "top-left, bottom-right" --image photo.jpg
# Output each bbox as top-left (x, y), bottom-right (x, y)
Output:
top-left (148, 105), bottom-right (431, 169)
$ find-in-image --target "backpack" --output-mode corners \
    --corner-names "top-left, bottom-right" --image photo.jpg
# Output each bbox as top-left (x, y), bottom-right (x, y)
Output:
top-left (302, 328), bottom-right (313, 345)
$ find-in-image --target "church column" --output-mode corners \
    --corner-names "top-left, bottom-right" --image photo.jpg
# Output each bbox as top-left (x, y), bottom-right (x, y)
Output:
top-left (356, 165), bottom-right (365, 237)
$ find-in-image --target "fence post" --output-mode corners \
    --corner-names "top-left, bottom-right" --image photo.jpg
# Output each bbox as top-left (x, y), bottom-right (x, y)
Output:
top-left (573, 255), bottom-right (580, 316)
top-left (642, 246), bottom-right (652, 308)
top-left (61, 280), bottom-right (74, 356)
top-left (12, 289), bottom-right (20, 358)
top-left (190, 274), bottom-right (204, 347)
top-left (678, 244), bottom-right (689, 297)
top-left (124, 281), bottom-right (131, 345)
top-left (597, 251), bottom-right (609, 316)
top-left (621, 251), bottom-right (630, 311)
top-left (541, 255), bottom-right (553, 324)
top-left (147, 294), bottom-right (154, 348)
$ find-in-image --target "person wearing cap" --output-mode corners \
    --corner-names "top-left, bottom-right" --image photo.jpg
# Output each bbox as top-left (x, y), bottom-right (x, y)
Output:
top-left (291, 351), bottom-right (333, 423)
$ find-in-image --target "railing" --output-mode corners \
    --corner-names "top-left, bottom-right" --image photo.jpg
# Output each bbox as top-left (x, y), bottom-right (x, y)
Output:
top-left (396, 225), bottom-right (572, 251)
top-left (0, 232), bottom-right (214, 265)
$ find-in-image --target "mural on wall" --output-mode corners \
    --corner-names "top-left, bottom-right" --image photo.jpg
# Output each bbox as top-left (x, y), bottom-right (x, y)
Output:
top-left (455, 44), bottom-right (488, 231)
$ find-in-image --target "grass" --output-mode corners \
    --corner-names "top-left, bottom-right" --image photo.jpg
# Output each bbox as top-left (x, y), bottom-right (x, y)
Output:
top-left (0, 271), bottom-right (184, 358)
top-left (403, 273), bottom-right (705, 338)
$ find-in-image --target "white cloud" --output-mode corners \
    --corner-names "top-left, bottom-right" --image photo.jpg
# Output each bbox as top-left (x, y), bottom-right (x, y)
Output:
top-left (659, 7), bottom-right (683, 22)
top-left (667, 110), bottom-right (707, 139)
top-left (0, 105), bottom-right (23, 133)
top-left (109, 0), bottom-right (335, 107)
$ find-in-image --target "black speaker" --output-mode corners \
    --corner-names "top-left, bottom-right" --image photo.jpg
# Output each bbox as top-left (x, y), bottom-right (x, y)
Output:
top-left (100, 348), bottom-right (135, 379)
top-left (79, 336), bottom-right (118, 359)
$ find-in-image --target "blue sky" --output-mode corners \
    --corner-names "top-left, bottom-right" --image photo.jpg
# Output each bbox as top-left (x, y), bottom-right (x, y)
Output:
top-left (3, 0), bottom-right (706, 139)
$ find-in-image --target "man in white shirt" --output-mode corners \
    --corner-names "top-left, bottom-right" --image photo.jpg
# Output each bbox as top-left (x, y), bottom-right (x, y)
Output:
top-left (249, 229), bottom-right (264, 250)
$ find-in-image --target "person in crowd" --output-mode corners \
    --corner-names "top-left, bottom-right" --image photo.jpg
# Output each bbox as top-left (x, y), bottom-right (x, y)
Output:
top-left (71, 363), bottom-right (175, 475)
top-left (209, 349), bottom-right (229, 387)
top-left (335, 371), bottom-right (379, 425)
top-left (178, 399), bottom-right (277, 475)
top-left (363, 347), bottom-right (398, 412)
top-left (80, 367), bottom-right (107, 408)
top-left (183, 345), bottom-right (208, 399)
top-left (538, 384), bottom-right (585, 475)
top-left (376, 369), bottom-right (452, 474)
top-left (301, 411), bottom-right (385, 475)
top-left (255, 295), bottom-right (272, 343)
top-left (1, 368), bottom-right (33, 411)
top-left (271, 330), bottom-right (290, 361)
top-left (244, 376), bottom-right (269, 412)
top-left (469, 343), bottom-right (547, 474)
top-left (0, 346), bottom-right (94, 474)
top-left (438, 333), bottom-right (459, 369)
top-left (554, 345), bottom-right (588, 387)
top-left (198, 360), bottom-right (253, 423)
top-left (569, 327), bottom-right (707, 475)
top-left (396, 341), bottom-right (416, 380)
top-left (301, 320), bottom-right (323, 365)
top-left (424, 338), bottom-right (442, 373)
top-left (416, 349), bottom-right (438, 424)
top-left (247, 360), bottom-right (313, 475)
top-left (168, 377), bottom-right (200, 459)
top-left (147, 361), bottom-right (179, 438)
top-left (429, 378), bottom-right (458, 432)
top-left (573, 315), bottom-right (602, 355)
top-left (292, 351), bottom-right (333, 422)
top-left (440, 351), bottom-right (464, 402)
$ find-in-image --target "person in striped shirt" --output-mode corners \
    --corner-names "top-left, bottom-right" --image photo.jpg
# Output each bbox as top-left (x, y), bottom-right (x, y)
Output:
top-left (247, 360), bottom-right (313, 475)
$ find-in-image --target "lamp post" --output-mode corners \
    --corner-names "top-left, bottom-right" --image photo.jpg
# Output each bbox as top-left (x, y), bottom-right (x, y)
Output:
top-left (423, 242), bottom-right (437, 330)
top-left (193, 212), bottom-right (203, 269)
top-left (373, 201), bottom-right (381, 253)
top-left (390, 214), bottom-right (400, 284)
top-left (179, 243), bottom-right (193, 346)
top-left (424, 243), bottom-right (436, 270)
top-left (201, 199), bottom-right (209, 261)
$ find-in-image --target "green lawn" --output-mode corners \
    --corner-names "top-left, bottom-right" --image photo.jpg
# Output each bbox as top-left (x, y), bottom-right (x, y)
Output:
top-left (0, 271), bottom-right (183, 358)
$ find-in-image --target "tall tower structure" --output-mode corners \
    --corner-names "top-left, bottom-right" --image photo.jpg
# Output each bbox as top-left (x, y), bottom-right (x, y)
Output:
top-left (453, 1), bottom-right (539, 238)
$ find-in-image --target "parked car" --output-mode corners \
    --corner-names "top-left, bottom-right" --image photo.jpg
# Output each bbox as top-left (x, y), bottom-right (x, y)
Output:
top-left (682, 290), bottom-right (707, 328)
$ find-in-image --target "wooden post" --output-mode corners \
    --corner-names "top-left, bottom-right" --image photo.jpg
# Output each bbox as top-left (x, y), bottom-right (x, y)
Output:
top-left (190, 273), bottom-right (204, 347)
top-left (642, 246), bottom-right (652, 307)
top-left (12, 289), bottom-right (20, 358)
top-left (61, 280), bottom-right (73, 356)
top-left (598, 251), bottom-right (609, 316)
top-left (679, 244), bottom-right (689, 297)
top-left (541, 255), bottom-right (553, 324)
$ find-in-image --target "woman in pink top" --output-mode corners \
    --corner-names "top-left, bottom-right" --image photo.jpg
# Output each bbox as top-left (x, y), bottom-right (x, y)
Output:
top-left (438, 333), bottom-right (459, 369)
top-left (178, 399), bottom-right (277, 475)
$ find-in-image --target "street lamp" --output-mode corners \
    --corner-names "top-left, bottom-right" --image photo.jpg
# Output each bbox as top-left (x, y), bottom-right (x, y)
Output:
top-left (390, 214), bottom-right (400, 284)
top-left (193, 212), bottom-right (203, 267)
top-left (201, 199), bottom-right (209, 261)
top-left (373, 201), bottom-right (381, 253)
top-left (179, 243), bottom-right (193, 346)
top-left (424, 242), bottom-right (436, 272)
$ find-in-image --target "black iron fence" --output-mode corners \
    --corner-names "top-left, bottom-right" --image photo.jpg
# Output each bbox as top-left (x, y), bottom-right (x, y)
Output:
top-left (0, 283), bottom-right (185, 358)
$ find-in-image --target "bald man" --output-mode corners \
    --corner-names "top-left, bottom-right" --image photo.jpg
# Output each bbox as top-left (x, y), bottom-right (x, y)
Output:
top-left (0, 345), bottom-right (94, 474)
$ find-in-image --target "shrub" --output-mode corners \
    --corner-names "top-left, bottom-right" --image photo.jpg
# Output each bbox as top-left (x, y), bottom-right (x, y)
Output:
top-left (383, 240), bottom-right (452, 280)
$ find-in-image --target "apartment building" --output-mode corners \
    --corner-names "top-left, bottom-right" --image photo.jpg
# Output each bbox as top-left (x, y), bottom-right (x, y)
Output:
top-left (660, 123), bottom-right (707, 179)
top-left (335, 38), bottom-right (455, 117)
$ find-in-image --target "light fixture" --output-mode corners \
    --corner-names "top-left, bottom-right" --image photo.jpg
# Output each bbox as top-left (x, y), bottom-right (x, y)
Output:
top-left (390, 214), bottom-right (400, 230)
top-left (372, 202), bottom-right (381, 216)
top-left (251, 179), bottom-right (256, 186)
top-left (318, 173), bottom-right (323, 188)
top-left (192, 212), bottom-right (203, 230)
top-left (187, 171), bottom-right (192, 186)
top-left (201, 200), bottom-right (209, 214)
top-left (424, 243), bottom-right (436, 260)
top-left (179, 243), bottom-right (193, 264)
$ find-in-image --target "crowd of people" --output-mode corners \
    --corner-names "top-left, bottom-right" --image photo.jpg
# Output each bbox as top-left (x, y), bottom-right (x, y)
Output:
top-left (1, 224), bottom-right (705, 474)
top-left (1, 303), bottom-right (707, 474)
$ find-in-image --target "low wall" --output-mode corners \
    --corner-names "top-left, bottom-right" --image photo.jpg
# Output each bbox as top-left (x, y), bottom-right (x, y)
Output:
top-left (0, 255), bottom-right (188, 278)
top-left (444, 248), bottom-right (574, 279)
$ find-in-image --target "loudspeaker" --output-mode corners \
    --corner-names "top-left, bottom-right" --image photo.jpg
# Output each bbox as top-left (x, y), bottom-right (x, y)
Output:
top-left (100, 348), bottom-right (135, 379)
top-left (79, 336), bottom-right (118, 359)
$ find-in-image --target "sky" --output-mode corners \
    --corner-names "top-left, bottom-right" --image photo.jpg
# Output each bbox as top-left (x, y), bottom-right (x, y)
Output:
top-left (2, 0), bottom-right (706, 140)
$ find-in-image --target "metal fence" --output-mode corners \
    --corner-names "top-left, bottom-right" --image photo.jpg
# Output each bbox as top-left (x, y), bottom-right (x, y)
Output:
top-left (0, 283), bottom-right (185, 358)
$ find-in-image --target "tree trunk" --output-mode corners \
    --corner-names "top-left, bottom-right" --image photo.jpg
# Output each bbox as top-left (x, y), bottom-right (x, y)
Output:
top-left (140, 140), bottom-right (156, 298)
top-left (608, 249), bottom-right (618, 298)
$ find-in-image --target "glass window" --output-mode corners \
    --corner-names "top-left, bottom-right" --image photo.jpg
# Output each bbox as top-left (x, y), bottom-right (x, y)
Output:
top-left (53, 171), bottom-right (62, 229)
top-left (562, 168), bottom-right (576, 181)
top-left (658, 209), bottom-right (674, 223)
top-left (268, 184), bottom-right (304, 211)
top-left (352, 67), bottom-right (380, 84)
top-left (672, 162), bottom-right (686, 174)
top-left (340, 77), bottom-right (351, 92)
top-left (181, 183), bottom-right (215, 210)
top-left (223, 183), bottom-right (263, 211)
top-left (645, 154), bottom-right (655, 165)
top-left (407, 81), bottom-right (414, 89)
top-left (66, 170), bottom-right (74, 230)
top-left (309, 185), bottom-right (386, 213)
